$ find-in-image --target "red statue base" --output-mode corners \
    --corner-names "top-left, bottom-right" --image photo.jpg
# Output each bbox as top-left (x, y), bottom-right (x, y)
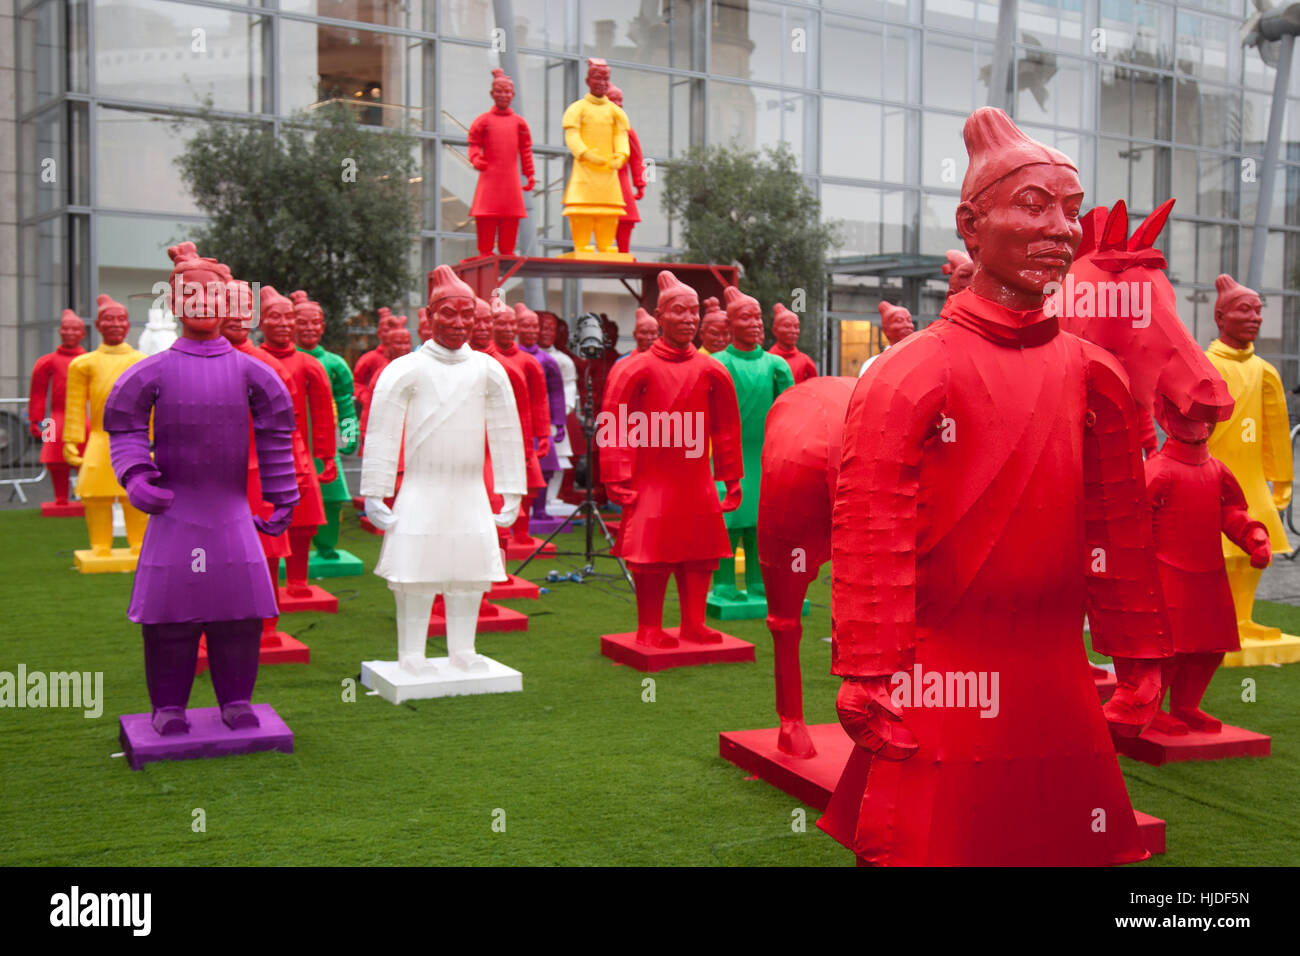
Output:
top-left (488, 574), bottom-right (540, 600)
top-left (600, 628), bottom-right (753, 672)
top-left (275, 585), bottom-right (338, 614)
top-left (504, 537), bottom-right (555, 561)
top-left (721, 722), bottom-right (1167, 855)
top-left (1113, 723), bottom-right (1270, 766)
top-left (41, 500), bottom-right (85, 517)
top-left (195, 631), bottom-right (310, 674)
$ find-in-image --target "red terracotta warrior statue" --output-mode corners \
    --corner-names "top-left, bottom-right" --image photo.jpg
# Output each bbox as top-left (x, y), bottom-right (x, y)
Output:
top-left (697, 297), bottom-right (730, 356)
top-left (820, 108), bottom-right (1171, 866)
top-left (768, 303), bottom-right (816, 383)
top-left (599, 270), bottom-right (744, 647)
top-left (469, 68), bottom-right (535, 257)
top-left (28, 308), bottom-right (88, 514)
top-left (606, 85), bottom-right (646, 255)
top-left (256, 286), bottom-right (336, 602)
top-left (943, 249), bottom-right (975, 297)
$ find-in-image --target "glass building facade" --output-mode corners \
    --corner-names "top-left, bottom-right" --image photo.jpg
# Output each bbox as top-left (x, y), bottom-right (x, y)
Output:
top-left (11, 0), bottom-right (1300, 383)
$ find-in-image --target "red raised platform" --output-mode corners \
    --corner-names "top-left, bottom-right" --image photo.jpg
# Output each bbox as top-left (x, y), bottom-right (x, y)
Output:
top-left (351, 495), bottom-right (365, 511)
top-left (721, 722), bottom-right (1167, 856)
top-left (504, 537), bottom-right (555, 561)
top-left (428, 602), bottom-right (528, 637)
top-left (488, 574), bottom-right (540, 600)
top-left (196, 632), bottom-right (310, 675)
top-left (276, 585), bottom-right (338, 614)
top-left (41, 500), bottom-right (85, 517)
top-left (1114, 722), bottom-right (1271, 766)
top-left (601, 628), bottom-right (754, 672)
top-left (358, 516), bottom-right (383, 535)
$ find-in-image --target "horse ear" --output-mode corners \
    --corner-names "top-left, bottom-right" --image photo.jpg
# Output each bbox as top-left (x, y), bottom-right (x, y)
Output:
top-left (1128, 197), bottom-right (1175, 251)
top-left (1076, 206), bottom-right (1108, 260)
top-left (1099, 199), bottom-right (1129, 251)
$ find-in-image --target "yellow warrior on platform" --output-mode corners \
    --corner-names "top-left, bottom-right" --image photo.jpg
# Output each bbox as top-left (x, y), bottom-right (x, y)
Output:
top-left (63, 293), bottom-right (149, 572)
top-left (561, 58), bottom-right (630, 258)
top-left (1205, 273), bottom-right (1298, 665)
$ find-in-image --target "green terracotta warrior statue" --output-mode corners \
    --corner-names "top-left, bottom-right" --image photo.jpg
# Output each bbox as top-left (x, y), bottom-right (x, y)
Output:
top-left (708, 286), bottom-right (795, 619)
top-left (292, 290), bottom-right (363, 576)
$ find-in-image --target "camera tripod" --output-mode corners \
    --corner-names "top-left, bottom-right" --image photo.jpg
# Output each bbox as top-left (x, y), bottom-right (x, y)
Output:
top-left (513, 362), bottom-right (634, 591)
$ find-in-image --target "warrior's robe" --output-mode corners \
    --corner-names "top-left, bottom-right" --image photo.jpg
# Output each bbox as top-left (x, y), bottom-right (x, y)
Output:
top-left (64, 343), bottom-right (147, 499)
top-left (300, 343), bottom-right (358, 505)
top-left (768, 342), bottom-right (817, 384)
top-left (28, 344), bottom-right (86, 464)
top-left (353, 345), bottom-right (389, 445)
top-left (487, 342), bottom-right (550, 490)
top-left (561, 93), bottom-right (630, 217)
top-left (1205, 341), bottom-right (1292, 558)
top-left (519, 340), bottom-right (566, 472)
top-left (468, 106), bottom-right (535, 219)
top-left (542, 344), bottom-right (579, 465)
top-left (104, 337), bottom-right (298, 624)
top-left (600, 339), bottom-right (743, 566)
top-left (258, 343), bottom-right (334, 530)
top-left (360, 341), bottom-right (524, 587)
top-left (712, 344), bottom-right (794, 531)
top-left (233, 338), bottom-right (298, 560)
top-left (820, 288), bottom-right (1170, 866)
top-left (1146, 439), bottom-right (1260, 654)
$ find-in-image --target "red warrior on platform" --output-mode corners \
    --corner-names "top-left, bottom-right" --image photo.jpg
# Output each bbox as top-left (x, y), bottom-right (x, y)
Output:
top-left (600, 271), bottom-right (744, 648)
top-left (468, 69), bottom-right (536, 257)
top-left (606, 85), bottom-right (646, 255)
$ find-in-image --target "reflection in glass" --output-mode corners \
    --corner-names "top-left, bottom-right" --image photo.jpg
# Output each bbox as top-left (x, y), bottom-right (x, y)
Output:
top-left (280, 20), bottom-right (424, 128)
top-left (922, 111), bottom-right (966, 189)
top-left (822, 183), bottom-right (908, 257)
top-left (925, 34), bottom-right (994, 112)
top-left (709, 82), bottom-right (814, 173)
top-left (823, 99), bottom-right (908, 183)
top-left (584, 0), bottom-right (699, 69)
top-left (1099, 65), bottom-right (1172, 140)
top-left (1175, 79), bottom-right (1241, 151)
top-left (824, 15), bottom-right (915, 102)
top-left (1014, 50), bottom-right (1085, 130)
top-left (710, 0), bottom-right (814, 88)
top-left (94, 0), bottom-right (264, 112)
top-left (1097, 0), bottom-right (1174, 71)
top-left (442, 0), bottom-right (573, 52)
top-left (95, 108), bottom-right (201, 215)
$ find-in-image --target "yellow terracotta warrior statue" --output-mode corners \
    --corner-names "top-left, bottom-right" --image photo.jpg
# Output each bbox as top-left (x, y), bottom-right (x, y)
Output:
top-left (1205, 273), bottom-right (1299, 665)
top-left (63, 294), bottom-right (149, 572)
top-left (561, 58), bottom-right (630, 259)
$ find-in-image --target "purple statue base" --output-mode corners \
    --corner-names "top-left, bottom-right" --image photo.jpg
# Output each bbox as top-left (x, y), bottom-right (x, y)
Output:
top-left (119, 703), bottom-right (293, 770)
top-left (525, 514), bottom-right (566, 535)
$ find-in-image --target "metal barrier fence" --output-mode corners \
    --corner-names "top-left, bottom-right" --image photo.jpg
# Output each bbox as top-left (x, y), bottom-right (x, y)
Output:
top-left (0, 396), bottom-right (49, 503)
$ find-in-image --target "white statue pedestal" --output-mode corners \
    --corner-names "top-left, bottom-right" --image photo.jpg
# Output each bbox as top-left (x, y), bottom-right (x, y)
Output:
top-left (360, 657), bottom-right (522, 704)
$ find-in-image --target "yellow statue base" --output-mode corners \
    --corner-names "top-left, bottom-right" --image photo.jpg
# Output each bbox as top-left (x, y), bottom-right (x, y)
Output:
top-left (1222, 632), bottom-right (1300, 667)
top-left (74, 547), bottom-right (139, 574)
top-left (556, 251), bottom-right (636, 262)
top-left (735, 543), bottom-right (745, 577)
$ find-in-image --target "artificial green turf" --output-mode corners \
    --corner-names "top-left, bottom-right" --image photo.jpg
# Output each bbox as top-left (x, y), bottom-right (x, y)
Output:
top-left (1, 506), bottom-right (1296, 866)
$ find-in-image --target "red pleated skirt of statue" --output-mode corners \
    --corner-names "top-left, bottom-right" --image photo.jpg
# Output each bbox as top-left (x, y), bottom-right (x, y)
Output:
top-left (1157, 561), bottom-right (1241, 655)
top-left (820, 602), bottom-right (1148, 866)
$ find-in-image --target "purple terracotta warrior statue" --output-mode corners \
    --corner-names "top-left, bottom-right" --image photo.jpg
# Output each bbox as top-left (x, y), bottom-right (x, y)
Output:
top-left (513, 302), bottom-right (566, 521)
top-left (105, 247), bottom-right (299, 736)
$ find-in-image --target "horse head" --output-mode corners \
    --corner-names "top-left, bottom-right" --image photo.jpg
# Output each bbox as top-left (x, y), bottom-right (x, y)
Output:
top-left (1057, 199), bottom-right (1232, 432)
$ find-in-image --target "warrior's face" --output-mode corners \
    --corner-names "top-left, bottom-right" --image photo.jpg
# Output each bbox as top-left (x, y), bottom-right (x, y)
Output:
top-left (958, 164), bottom-right (1083, 310)
top-left (96, 308), bottom-right (130, 347)
top-left (553, 318), bottom-right (570, 349)
top-left (699, 315), bottom-right (730, 353)
top-left (59, 315), bottom-right (86, 349)
top-left (431, 295), bottom-right (475, 351)
top-left (948, 260), bottom-right (976, 297)
top-left (1155, 393), bottom-right (1210, 444)
top-left (1216, 294), bottom-right (1263, 349)
top-left (222, 282), bottom-right (255, 345)
top-left (173, 267), bottom-right (229, 338)
top-left (260, 301), bottom-right (296, 348)
top-left (385, 328), bottom-right (411, 359)
top-left (587, 65), bottom-right (611, 99)
top-left (633, 316), bottom-right (659, 351)
top-left (417, 309), bottom-right (433, 343)
top-left (772, 311), bottom-right (800, 348)
top-left (491, 77), bottom-right (515, 111)
top-left (517, 311), bottom-right (540, 347)
top-left (295, 308), bottom-right (324, 350)
top-left (538, 313), bottom-right (557, 348)
top-left (657, 293), bottom-right (700, 350)
top-left (880, 304), bottom-right (915, 345)
top-left (470, 300), bottom-right (494, 350)
top-left (492, 304), bottom-right (517, 349)
top-left (729, 301), bottom-right (764, 350)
